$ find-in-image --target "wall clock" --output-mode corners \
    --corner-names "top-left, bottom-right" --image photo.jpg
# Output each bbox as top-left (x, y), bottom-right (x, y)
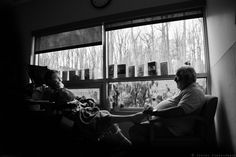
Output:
top-left (90, 0), bottom-right (112, 8)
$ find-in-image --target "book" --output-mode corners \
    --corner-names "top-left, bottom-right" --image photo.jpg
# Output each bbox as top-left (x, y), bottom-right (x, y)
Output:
top-left (91, 69), bottom-right (94, 79)
top-left (128, 66), bottom-right (135, 77)
top-left (117, 64), bottom-right (126, 78)
top-left (62, 71), bottom-right (68, 81)
top-left (108, 64), bottom-right (114, 78)
top-left (148, 61), bottom-right (157, 76)
top-left (160, 62), bottom-right (168, 75)
top-left (69, 70), bottom-right (76, 81)
top-left (137, 64), bottom-right (144, 77)
top-left (84, 69), bottom-right (90, 80)
top-left (76, 70), bottom-right (82, 80)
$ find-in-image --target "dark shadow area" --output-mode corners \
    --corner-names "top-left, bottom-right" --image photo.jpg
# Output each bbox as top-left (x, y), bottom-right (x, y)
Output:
top-left (0, 1), bottom-right (31, 156)
top-left (212, 45), bottom-right (236, 154)
top-left (215, 92), bottom-right (234, 153)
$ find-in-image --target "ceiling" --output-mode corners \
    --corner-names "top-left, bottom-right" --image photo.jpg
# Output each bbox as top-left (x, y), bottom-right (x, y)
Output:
top-left (3, 0), bottom-right (33, 6)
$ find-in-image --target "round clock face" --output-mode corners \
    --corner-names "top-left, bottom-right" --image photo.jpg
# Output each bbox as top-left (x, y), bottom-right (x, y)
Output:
top-left (90, 0), bottom-right (112, 8)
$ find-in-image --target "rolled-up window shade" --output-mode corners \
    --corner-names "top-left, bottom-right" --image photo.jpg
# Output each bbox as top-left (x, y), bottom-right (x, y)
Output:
top-left (105, 9), bottom-right (203, 31)
top-left (35, 26), bottom-right (102, 53)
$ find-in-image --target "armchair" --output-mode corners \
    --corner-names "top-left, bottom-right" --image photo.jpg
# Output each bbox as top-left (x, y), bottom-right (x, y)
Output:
top-left (149, 95), bottom-right (218, 151)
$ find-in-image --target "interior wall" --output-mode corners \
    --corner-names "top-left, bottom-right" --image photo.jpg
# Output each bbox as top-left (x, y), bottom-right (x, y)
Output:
top-left (206, 0), bottom-right (236, 152)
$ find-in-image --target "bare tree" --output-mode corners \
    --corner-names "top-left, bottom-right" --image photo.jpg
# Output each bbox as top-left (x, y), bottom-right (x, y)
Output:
top-left (130, 28), bottom-right (141, 65)
top-left (139, 26), bottom-right (154, 62)
top-left (114, 30), bottom-right (129, 64)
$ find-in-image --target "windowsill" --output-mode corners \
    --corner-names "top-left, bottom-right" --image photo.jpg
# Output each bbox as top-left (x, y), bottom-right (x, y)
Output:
top-left (110, 107), bottom-right (143, 115)
top-left (62, 73), bottom-right (207, 84)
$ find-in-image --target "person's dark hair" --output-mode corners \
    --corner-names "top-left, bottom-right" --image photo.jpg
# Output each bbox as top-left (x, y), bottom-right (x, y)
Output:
top-left (44, 70), bottom-right (59, 87)
top-left (176, 66), bottom-right (197, 87)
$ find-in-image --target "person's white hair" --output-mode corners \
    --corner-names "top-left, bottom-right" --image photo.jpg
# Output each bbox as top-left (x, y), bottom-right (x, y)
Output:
top-left (175, 66), bottom-right (197, 87)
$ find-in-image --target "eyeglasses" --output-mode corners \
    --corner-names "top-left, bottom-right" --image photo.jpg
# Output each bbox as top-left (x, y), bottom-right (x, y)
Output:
top-left (174, 76), bottom-right (181, 82)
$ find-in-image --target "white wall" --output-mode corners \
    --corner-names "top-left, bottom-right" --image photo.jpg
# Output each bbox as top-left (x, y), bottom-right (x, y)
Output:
top-left (206, 0), bottom-right (236, 152)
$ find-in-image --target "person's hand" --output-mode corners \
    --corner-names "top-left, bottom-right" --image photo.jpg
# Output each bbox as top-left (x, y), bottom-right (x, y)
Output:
top-left (143, 104), bottom-right (154, 115)
top-left (67, 99), bottom-right (80, 108)
top-left (67, 99), bottom-right (79, 105)
top-left (131, 112), bottom-right (146, 124)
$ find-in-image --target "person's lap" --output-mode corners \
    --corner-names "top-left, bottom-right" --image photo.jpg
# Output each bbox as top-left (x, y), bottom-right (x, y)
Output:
top-left (129, 121), bottom-right (174, 146)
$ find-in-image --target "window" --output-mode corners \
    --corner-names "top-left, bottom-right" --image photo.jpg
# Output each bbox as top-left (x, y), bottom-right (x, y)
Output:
top-left (108, 79), bottom-right (206, 109)
top-left (32, 8), bottom-right (208, 111)
top-left (107, 18), bottom-right (206, 77)
top-left (69, 88), bottom-right (100, 105)
top-left (35, 45), bottom-right (103, 80)
top-left (34, 26), bottom-right (103, 80)
top-left (106, 9), bottom-right (208, 110)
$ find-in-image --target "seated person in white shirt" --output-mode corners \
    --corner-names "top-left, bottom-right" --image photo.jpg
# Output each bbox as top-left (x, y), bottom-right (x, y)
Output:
top-left (129, 66), bottom-right (206, 146)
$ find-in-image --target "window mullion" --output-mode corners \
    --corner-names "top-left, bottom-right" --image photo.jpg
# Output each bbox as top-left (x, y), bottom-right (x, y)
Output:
top-left (202, 9), bottom-right (211, 94)
top-left (102, 24), bottom-right (109, 110)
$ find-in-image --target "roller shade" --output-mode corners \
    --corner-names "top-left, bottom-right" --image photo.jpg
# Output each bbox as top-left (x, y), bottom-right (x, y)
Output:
top-left (35, 26), bottom-right (102, 54)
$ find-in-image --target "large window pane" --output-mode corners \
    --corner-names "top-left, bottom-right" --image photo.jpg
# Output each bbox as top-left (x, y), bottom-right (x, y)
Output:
top-left (107, 18), bottom-right (205, 78)
top-left (109, 79), bottom-right (206, 109)
top-left (35, 45), bottom-right (103, 80)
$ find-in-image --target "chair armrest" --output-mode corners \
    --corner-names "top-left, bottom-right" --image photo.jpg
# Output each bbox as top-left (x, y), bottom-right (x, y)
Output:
top-left (148, 115), bottom-right (207, 143)
top-left (25, 99), bottom-right (54, 105)
top-left (25, 99), bottom-right (56, 111)
top-left (149, 115), bottom-right (206, 125)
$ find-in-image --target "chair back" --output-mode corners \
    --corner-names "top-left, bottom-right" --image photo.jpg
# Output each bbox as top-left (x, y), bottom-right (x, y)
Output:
top-left (200, 95), bottom-right (218, 124)
top-left (195, 95), bottom-right (218, 145)
top-left (27, 65), bottom-right (49, 87)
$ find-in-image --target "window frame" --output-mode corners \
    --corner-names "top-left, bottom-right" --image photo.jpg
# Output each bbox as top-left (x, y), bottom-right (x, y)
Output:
top-left (31, 4), bottom-right (210, 112)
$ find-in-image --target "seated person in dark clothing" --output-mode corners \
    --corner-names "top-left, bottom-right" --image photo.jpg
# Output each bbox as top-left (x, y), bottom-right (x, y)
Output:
top-left (129, 66), bottom-right (206, 146)
top-left (33, 69), bottom-right (145, 147)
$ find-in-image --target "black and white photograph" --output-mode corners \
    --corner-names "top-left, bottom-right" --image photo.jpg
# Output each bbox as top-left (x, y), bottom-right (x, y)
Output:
top-left (1, 0), bottom-right (236, 156)
top-left (117, 64), bottom-right (126, 78)
top-left (148, 61), bottom-right (157, 76)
